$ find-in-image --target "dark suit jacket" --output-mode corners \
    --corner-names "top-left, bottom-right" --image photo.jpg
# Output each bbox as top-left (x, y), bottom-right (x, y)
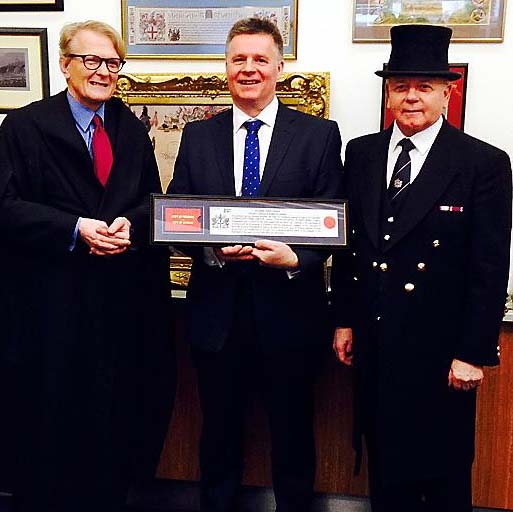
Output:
top-left (168, 102), bottom-right (344, 352)
top-left (0, 91), bottom-right (174, 493)
top-left (331, 119), bottom-right (512, 484)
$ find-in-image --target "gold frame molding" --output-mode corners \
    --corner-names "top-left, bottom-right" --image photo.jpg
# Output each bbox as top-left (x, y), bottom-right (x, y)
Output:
top-left (115, 72), bottom-right (330, 290)
top-left (116, 72), bottom-right (330, 118)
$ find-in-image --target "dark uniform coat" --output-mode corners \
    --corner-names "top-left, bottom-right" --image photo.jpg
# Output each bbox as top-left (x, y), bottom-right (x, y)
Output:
top-left (331, 120), bottom-right (511, 485)
top-left (0, 91), bottom-right (175, 511)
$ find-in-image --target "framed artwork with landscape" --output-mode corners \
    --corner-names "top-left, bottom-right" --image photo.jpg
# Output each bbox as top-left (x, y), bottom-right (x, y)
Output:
top-left (353, 0), bottom-right (505, 42)
top-left (121, 0), bottom-right (298, 59)
top-left (0, 28), bottom-right (50, 113)
top-left (115, 71), bottom-right (330, 192)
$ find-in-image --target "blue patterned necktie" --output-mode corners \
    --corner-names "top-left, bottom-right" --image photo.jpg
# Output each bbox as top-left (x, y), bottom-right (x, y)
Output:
top-left (242, 119), bottom-right (264, 197)
top-left (388, 138), bottom-right (415, 203)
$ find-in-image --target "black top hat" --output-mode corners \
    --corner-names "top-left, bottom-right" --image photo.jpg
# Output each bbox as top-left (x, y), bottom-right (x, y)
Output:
top-left (375, 24), bottom-right (461, 81)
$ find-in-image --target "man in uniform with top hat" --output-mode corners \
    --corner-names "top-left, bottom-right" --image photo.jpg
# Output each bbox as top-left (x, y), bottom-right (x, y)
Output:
top-left (331, 24), bottom-right (511, 511)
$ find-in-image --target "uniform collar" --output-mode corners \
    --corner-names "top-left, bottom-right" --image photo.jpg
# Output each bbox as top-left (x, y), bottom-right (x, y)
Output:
top-left (391, 115), bottom-right (443, 156)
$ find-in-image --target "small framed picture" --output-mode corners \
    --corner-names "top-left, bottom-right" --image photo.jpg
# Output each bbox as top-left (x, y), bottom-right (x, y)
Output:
top-left (0, 28), bottom-right (50, 113)
top-left (380, 64), bottom-right (469, 131)
top-left (0, 0), bottom-right (63, 11)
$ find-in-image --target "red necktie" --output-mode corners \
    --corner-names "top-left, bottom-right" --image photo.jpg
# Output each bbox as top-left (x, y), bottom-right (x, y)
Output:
top-left (92, 114), bottom-right (113, 186)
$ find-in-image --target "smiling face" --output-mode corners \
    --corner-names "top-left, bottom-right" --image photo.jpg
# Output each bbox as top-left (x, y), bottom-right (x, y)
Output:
top-left (225, 33), bottom-right (284, 117)
top-left (386, 77), bottom-right (452, 136)
top-left (59, 29), bottom-right (120, 111)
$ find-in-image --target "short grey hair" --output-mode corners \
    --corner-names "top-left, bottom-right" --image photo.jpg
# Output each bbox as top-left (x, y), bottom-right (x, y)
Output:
top-left (59, 20), bottom-right (126, 60)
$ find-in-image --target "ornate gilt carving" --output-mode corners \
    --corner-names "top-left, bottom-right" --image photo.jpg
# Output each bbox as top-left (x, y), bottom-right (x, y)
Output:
top-left (115, 72), bottom-right (330, 118)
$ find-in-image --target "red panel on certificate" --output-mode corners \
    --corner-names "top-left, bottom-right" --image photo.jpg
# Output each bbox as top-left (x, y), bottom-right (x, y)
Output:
top-left (164, 207), bottom-right (204, 233)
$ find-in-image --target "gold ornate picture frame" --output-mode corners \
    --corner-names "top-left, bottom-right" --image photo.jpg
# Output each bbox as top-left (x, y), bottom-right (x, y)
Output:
top-left (114, 71), bottom-right (330, 289)
top-left (115, 72), bottom-right (330, 192)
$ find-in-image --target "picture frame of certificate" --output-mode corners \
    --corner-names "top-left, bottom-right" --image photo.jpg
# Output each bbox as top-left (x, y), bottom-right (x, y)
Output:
top-left (121, 0), bottom-right (298, 59)
top-left (380, 63), bottom-right (468, 131)
top-left (0, 0), bottom-right (63, 10)
top-left (0, 27), bottom-right (50, 113)
top-left (353, 0), bottom-right (505, 42)
top-left (152, 195), bottom-right (348, 248)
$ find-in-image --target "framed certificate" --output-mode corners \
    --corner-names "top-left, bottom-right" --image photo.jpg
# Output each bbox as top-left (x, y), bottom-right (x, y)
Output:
top-left (152, 195), bottom-right (348, 248)
top-left (121, 0), bottom-right (297, 59)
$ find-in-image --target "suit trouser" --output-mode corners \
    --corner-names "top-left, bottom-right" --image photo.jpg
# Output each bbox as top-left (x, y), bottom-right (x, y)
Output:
top-left (192, 299), bottom-right (319, 512)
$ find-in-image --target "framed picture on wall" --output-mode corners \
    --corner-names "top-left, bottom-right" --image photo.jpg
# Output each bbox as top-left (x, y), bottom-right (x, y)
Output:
top-left (380, 63), bottom-right (469, 131)
top-left (353, 0), bottom-right (505, 42)
top-left (0, 28), bottom-right (50, 113)
top-left (115, 71), bottom-right (329, 191)
top-left (0, 0), bottom-right (63, 11)
top-left (121, 0), bottom-right (297, 59)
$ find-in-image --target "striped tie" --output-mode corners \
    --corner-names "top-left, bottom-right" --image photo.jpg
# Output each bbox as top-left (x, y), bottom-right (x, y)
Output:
top-left (388, 138), bottom-right (415, 203)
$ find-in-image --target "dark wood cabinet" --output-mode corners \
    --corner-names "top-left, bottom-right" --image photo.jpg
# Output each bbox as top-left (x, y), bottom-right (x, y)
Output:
top-left (157, 304), bottom-right (513, 509)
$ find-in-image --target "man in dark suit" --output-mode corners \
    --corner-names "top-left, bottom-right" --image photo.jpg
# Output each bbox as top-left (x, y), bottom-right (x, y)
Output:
top-left (331, 25), bottom-right (512, 512)
top-left (0, 21), bottom-right (175, 512)
top-left (167, 17), bottom-right (343, 512)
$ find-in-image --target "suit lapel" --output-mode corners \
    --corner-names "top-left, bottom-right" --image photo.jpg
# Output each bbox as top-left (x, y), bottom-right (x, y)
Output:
top-left (213, 109), bottom-right (236, 195)
top-left (258, 103), bottom-right (294, 197)
top-left (359, 130), bottom-right (390, 249)
top-left (385, 121), bottom-right (460, 250)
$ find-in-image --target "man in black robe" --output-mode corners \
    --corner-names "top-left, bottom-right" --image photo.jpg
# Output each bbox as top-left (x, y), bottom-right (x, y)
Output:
top-left (0, 20), bottom-right (175, 512)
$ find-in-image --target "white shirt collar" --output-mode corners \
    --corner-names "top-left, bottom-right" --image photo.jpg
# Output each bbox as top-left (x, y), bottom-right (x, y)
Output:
top-left (232, 96), bottom-right (279, 132)
top-left (390, 115), bottom-right (444, 156)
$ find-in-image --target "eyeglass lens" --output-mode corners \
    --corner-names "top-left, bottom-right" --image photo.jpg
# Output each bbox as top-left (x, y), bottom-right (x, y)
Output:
top-left (83, 55), bottom-right (123, 72)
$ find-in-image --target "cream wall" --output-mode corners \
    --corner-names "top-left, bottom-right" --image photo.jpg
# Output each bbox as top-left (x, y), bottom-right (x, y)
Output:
top-left (2, 0), bottom-right (513, 288)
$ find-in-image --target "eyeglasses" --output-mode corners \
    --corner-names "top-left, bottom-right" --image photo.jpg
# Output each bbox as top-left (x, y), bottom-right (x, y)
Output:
top-left (66, 54), bottom-right (125, 73)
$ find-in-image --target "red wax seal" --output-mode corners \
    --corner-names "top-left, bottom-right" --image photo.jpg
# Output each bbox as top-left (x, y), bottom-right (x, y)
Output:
top-left (323, 216), bottom-right (336, 229)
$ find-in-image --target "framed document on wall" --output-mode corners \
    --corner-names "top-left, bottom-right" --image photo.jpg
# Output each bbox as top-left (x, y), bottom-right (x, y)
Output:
top-left (121, 0), bottom-right (297, 59)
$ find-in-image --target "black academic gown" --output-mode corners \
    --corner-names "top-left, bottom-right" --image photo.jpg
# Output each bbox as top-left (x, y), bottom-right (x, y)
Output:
top-left (0, 91), bottom-right (175, 511)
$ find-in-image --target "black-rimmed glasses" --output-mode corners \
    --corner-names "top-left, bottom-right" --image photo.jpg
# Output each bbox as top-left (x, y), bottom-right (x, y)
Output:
top-left (66, 54), bottom-right (125, 73)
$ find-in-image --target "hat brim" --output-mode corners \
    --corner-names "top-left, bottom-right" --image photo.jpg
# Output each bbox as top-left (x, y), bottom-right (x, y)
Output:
top-left (375, 69), bottom-right (461, 81)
